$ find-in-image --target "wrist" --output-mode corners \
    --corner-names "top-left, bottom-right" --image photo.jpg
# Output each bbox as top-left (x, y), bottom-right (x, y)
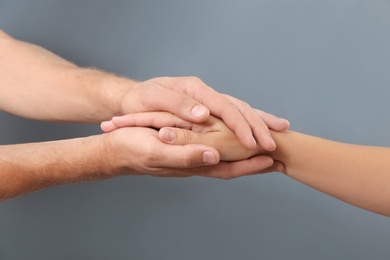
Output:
top-left (99, 131), bottom-right (136, 177)
top-left (269, 130), bottom-right (293, 174)
top-left (75, 68), bottom-right (138, 120)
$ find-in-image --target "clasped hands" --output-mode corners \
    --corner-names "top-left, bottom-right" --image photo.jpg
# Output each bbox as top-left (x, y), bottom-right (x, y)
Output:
top-left (100, 76), bottom-right (289, 179)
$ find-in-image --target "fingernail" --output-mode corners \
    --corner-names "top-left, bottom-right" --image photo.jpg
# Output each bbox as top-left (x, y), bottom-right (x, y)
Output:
top-left (191, 104), bottom-right (208, 118)
top-left (101, 121), bottom-right (110, 127)
top-left (203, 151), bottom-right (217, 164)
top-left (252, 136), bottom-right (257, 146)
top-left (160, 128), bottom-right (175, 143)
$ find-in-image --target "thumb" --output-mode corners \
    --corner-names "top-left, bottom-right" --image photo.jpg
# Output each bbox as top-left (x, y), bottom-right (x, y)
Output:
top-left (134, 82), bottom-right (211, 123)
top-left (159, 127), bottom-right (205, 146)
top-left (158, 127), bottom-right (221, 166)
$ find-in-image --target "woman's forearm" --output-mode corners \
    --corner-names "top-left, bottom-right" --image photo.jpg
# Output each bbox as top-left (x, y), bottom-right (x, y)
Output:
top-left (271, 131), bottom-right (390, 216)
top-left (0, 30), bottom-right (134, 122)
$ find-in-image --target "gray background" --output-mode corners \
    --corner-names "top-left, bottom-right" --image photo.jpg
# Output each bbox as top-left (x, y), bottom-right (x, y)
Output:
top-left (1, 0), bottom-right (390, 259)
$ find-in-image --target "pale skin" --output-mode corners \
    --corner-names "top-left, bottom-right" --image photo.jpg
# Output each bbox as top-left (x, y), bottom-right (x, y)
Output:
top-left (0, 30), bottom-right (289, 200)
top-left (107, 112), bottom-right (390, 217)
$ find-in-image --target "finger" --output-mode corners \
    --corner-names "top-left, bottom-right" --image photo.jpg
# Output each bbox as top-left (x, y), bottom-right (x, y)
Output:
top-left (197, 155), bottom-right (274, 179)
top-left (223, 94), bottom-right (276, 151)
top-left (111, 112), bottom-right (193, 129)
top-left (135, 82), bottom-right (210, 123)
top-left (156, 155), bottom-right (284, 179)
top-left (254, 109), bottom-right (290, 132)
top-left (217, 101), bottom-right (259, 150)
top-left (100, 120), bottom-right (118, 133)
top-left (163, 77), bottom-right (258, 150)
top-left (245, 160), bottom-right (286, 176)
top-left (270, 160), bottom-right (286, 173)
top-left (158, 127), bottom-right (205, 145)
top-left (150, 143), bottom-right (221, 169)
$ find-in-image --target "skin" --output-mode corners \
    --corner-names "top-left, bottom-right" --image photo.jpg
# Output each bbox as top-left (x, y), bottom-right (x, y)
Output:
top-left (112, 112), bottom-right (390, 217)
top-left (0, 30), bottom-right (289, 200)
top-left (0, 29), bottom-right (288, 150)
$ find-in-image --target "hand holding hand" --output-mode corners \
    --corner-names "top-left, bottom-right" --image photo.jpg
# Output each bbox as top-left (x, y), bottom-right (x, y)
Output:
top-left (102, 76), bottom-right (289, 151)
top-left (102, 112), bottom-right (285, 178)
top-left (102, 125), bottom-right (278, 179)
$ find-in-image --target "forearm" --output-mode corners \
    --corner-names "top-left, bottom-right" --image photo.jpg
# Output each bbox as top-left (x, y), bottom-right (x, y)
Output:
top-left (0, 30), bottom-right (135, 122)
top-left (0, 135), bottom-right (113, 200)
top-left (271, 131), bottom-right (390, 216)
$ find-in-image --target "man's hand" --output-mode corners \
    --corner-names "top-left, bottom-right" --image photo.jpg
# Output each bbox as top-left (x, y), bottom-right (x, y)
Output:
top-left (102, 126), bottom-right (278, 179)
top-left (102, 76), bottom-right (290, 151)
top-left (0, 31), bottom-right (288, 150)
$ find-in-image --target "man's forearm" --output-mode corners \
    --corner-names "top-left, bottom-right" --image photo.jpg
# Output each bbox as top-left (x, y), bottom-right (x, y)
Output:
top-left (0, 135), bottom-right (113, 200)
top-left (271, 131), bottom-right (390, 216)
top-left (0, 30), bottom-right (134, 122)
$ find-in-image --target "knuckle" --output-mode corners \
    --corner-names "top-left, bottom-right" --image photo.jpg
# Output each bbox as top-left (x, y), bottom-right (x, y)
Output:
top-left (177, 129), bottom-right (193, 144)
top-left (176, 94), bottom-right (194, 106)
top-left (155, 76), bottom-right (169, 82)
top-left (145, 82), bottom-right (163, 94)
top-left (220, 103), bottom-right (237, 117)
top-left (255, 109), bottom-right (265, 118)
top-left (139, 82), bottom-right (164, 111)
top-left (188, 76), bottom-right (202, 83)
top-left (181, 152), bottom-right (195, 168)
top-left (227, 101), bottom-right (239, 111)
top-left (239, 100), bottom-right (251, 110)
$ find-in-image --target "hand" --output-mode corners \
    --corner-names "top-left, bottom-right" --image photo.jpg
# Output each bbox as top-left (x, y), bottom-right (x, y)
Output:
top-left (107, 112), bottom-right (263, 160)
top-left (102, 111), bottom-right (285, 172)
top-left (101, 76), bottom-right (289, 151)
top-left (159, 115), bottom-right (263, 162)
top-left (102, 126), bottom-right (278, 179)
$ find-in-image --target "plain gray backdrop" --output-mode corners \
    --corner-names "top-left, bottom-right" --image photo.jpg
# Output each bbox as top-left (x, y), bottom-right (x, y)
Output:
top-left (1, 1), bottom-right (390, 259)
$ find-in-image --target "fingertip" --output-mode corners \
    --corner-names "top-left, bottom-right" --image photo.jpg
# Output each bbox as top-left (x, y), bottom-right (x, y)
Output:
top-left (284, 119), bottom-right (290, 128)
top-left (273, 161), bottom-right (286, 173)
top-left (190, 104), bottom-right (209, 121)
top-left (276, 118), bottom-right (290, 131)
top-left (100, 121), bottom-right (108, 132)
top-left (159, 127), bottom-right (175, 143)
top-left (202, 150), bottom-right (219, 165)
top-left (100, 121), bottom-right (116, 133)
top-left (265, 135), bottom-right (277, 151)
top-left (283, 119), bottom-right (291, 131)
top-left (262, 155), bottom-right (275, 169)
top-left (255, 134), bottom-right (276, 152)
top-left (239, 135), bottom-right (257, 150)
top-left (179, 145), bottom-right (221, 168)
